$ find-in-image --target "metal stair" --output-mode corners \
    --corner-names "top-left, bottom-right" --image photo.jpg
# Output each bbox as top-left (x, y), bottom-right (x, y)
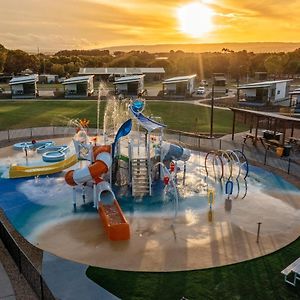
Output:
top-left (131, 158), bottom-right (150, 197)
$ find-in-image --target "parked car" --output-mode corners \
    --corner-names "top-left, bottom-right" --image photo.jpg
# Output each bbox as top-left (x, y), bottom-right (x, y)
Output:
top-left (0, 87), bottom-right (4, 94)
top-left (201, 80), bottom-right (208, 86)
top-left (195, 86), bottom-right (206, 95)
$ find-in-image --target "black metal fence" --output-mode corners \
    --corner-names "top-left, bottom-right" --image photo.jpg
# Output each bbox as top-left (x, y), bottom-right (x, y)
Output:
top-left (163, 130), bottom-right (300, 180)
top-left (0, 219), bottom-right (56, 300)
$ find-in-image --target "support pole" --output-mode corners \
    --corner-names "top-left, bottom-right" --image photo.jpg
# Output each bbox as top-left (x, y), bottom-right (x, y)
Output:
top-left (72, 187), bottom-right (77, 211)
top-left (250, 115), bottom-right (253, 134)
top-left (82, 185), bottom-right (86, 203)
top-left (210, 83), bottom-right (214, 138)
top-left (231, 111), bottom-right (236, 141)
top-left (282, 121), bottom-right (286, 146)
top-left (256, 222), bottom-right (262, 243)
top-left (183, 162), bottom-right (186, 186)
top-left (93, 183), bottom-right (97, 208)
top-left (255, 117), bottom-right (259, 144)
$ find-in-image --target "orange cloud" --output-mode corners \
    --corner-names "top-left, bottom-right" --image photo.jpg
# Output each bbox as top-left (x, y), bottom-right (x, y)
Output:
top-left (0, 0), bottom-right (299, 51)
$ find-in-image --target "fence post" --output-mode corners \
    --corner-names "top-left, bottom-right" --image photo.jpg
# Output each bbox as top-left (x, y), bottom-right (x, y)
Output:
top-left (179, 132), bottom-right (181, 142)
top-left (53, 126), bottom-right (55, 136)
top-left (198, 137), bottom-right (200, 149)
top-left (219, 139), bottom-right (222, 150)
top-left (7, 129), bottom-right (10, 142)
top-left (40, 275), bottom-right (44, 300)
top-left (264, 148), bottom-right (268, 165)
top-left (288, 158), bottom-right (291, 174)
top-left (256, 222), bottom-right (262, 243)
top-left (30, 128), bottom-right (33, 138)
top-left (242, 142), bottom-right (245, 154)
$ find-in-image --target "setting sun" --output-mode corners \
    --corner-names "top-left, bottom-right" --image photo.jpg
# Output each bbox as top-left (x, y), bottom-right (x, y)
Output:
top-left (177, 2), bottom-right (214, 38)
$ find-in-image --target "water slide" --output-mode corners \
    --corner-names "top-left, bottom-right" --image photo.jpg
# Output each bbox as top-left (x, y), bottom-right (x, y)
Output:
top-left (65, 145), bottom-right (112, 186)
top-left (65, 145), bottom-right (130, 241)
top-left (161, 142), bottom-right (191, 162)
top-left (130, 105), bottom-right (166, 132)
top-left (65, 120), bottom-right (132, 241)
top-left (9, 154), bottom-right (78, 179)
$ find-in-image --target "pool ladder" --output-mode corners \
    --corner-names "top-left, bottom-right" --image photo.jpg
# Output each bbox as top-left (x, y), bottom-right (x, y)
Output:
top-left (131, 158), bottom-right (150, 197)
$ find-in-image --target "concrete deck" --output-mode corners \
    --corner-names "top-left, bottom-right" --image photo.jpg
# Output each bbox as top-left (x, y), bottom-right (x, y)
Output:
top-left (34, 185), bottom-right (300, 272)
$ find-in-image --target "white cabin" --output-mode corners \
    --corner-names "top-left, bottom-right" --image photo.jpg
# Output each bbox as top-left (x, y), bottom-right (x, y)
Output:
top-left (9, 75), bottom-right (39, 99)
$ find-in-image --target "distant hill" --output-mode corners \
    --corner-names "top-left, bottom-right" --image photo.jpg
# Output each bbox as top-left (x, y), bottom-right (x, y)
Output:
top-left (101, 42), bottom-right (300, 53)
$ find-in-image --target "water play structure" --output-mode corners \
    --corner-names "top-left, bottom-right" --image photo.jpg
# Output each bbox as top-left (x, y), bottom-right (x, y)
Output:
top-left (62, 98), bottom-right (192, 240)
top-left (9, 154), bottom-right (78, 178)
top-left (8, 139), bottom-right (76, 178)
top-left (3, 93), bottom-right (254, 245)
top-left (2, 93), bottom-right (300, 272)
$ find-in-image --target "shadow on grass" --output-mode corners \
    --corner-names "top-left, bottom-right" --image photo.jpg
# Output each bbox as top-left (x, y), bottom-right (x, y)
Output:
top-left (86, 237), bottom-right (300, 300)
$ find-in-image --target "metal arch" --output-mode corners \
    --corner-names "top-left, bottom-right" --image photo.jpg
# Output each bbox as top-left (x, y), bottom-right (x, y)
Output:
top-left (233, 149), bottom-right (249, 179)
top-left (205, 150), bottom-right (225, 181)
top-left (241, 178), bottom-right (248, 199)
top-left (234, 178), bottom-right (240, 199)
top-left (213, 153), bottom-right (224, 180)
top-left (218, 150), bottom-right (233, 180)
top-left (226, 150), bottom-right (241, 180)
top-left (204, 151), bottom-right (216, 177)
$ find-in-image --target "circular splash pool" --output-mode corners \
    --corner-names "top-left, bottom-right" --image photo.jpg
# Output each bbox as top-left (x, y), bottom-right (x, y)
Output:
top-left (1, 138), bottom-right (300, 271)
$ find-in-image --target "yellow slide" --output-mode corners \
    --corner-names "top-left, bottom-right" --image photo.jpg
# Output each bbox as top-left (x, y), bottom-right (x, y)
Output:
top-left (9, 154), bottom-right (78, 179)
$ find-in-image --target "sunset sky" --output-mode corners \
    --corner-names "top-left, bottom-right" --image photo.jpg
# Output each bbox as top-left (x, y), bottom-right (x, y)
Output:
top-left (1, 0), bottom-right (300, 51)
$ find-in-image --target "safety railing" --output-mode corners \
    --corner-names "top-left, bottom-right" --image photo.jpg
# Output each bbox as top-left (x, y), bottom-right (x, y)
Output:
top-left (0, 126), bottom-right (299, 180)
top-left (0, 212), bottom-right (56, 300)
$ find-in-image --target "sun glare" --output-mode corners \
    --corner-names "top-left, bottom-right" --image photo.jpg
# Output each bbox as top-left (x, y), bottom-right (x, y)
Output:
top-left (177, 2), bottom-right (214, 37)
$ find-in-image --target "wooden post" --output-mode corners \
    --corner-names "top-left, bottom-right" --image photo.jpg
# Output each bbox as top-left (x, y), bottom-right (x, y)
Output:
top-left (291, 122), bottom-right (295, 137)
top-left (250, 115), bottom-right (253, 133)
top-left (231, 111), bottom-right (236, 141)
top-left (255, 116), bottom-right (259, 143)
top-left (282, 121), bottom-right (286, 146)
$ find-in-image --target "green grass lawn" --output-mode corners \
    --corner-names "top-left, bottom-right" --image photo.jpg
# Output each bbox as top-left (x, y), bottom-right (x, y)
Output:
top-left (86, 237), bottom-right (300, 300)
top-left (0, 100), bottom-right (247, 134)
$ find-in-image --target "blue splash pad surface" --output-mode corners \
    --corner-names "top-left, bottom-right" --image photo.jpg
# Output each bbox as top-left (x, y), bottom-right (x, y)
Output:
top-left (0, 152), bottom-right (299, 240)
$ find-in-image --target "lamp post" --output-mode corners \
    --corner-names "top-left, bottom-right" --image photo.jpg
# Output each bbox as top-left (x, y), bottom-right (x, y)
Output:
top-left (210, 81), bottom-right (215, 138)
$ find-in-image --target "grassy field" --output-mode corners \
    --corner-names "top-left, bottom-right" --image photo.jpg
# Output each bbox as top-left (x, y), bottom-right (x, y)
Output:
top-left (86, 237), bottom-right (300, 300)
top-left (0, 100), bottom-right (247, 134)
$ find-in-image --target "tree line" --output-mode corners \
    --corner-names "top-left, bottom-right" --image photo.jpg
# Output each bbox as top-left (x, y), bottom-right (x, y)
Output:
top-left (0, 44), bottom-right (300, 80)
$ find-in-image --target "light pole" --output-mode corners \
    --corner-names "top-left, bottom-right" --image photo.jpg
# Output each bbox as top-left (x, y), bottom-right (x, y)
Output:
top-left (210, 81), bottom-right (215, 138)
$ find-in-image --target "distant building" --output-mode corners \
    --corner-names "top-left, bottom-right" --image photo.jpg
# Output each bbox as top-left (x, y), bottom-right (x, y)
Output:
top-left (62, 75), bottom-right (94, 98)
top-left (238, 79), bottom-right (292, 107)
top-left (213, 73), bottom-right (227, 92)
top-left (39, 74), bottom-right (59, 84)
top-left (78, 67), bottom-right (165, 82)
top-left (114, 75), bottom-right (145, 97)
top-left (254, 72), bottom-right (268, 81)
top-left (162, 75), bottom-right (196, 97)
top-left (0, 73), bottom-right (13, 83)
top-left (9, 75), bottom-right (39, 99)
top-left (289, 88), bottom-right (300, 112)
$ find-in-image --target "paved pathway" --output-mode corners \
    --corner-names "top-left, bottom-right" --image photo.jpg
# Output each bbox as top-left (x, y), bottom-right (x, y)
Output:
top-left (0, 262), bottom-right (15, 300)
top-left (42, 252), bottom-right (119, 300)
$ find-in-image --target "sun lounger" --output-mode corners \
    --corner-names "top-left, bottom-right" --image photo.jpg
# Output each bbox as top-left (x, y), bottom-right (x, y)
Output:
top-left (281, 258), bottom-right (300, 286)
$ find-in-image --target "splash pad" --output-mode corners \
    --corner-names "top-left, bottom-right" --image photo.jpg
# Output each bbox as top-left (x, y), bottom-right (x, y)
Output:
top-left (1, 91), bottom-right (300, 271)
